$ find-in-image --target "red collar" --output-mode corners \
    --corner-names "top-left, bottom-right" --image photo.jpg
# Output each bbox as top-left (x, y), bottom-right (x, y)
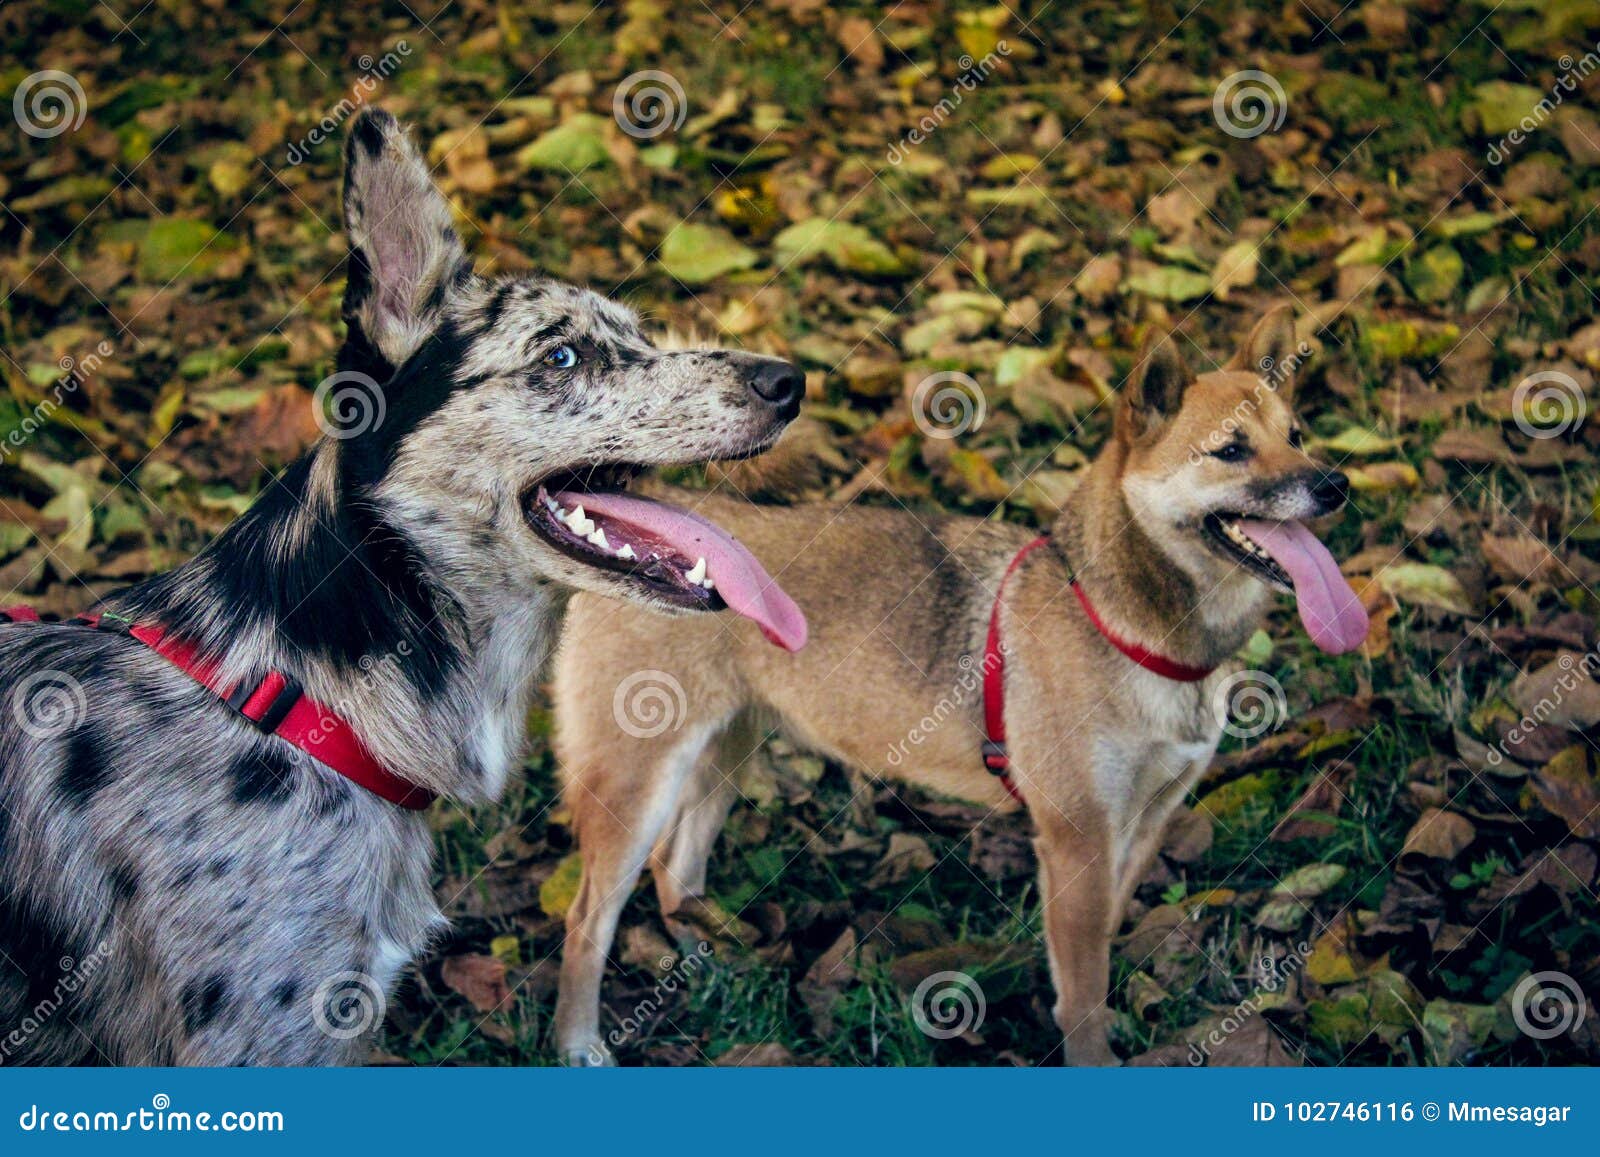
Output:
top-left (2, 606), bottom-right (436, 810)
top-left (981, 535), bottom-right (1216, 803)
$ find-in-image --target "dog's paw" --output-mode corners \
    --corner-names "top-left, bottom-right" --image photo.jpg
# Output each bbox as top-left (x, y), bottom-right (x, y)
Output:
top-left (561, 1042), bottom-right (616, 1067)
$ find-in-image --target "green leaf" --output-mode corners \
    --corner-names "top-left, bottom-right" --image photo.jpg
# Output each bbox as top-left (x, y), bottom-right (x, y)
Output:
top-left (656, 221), bottom-right (758, 285)
top-left (1120, 266), bottom-right (1211, 302)
top-left (1406, 244), bottom-right (1464, 304)
top-left (516, 114), bottom-right (611, 172)
top-left (772, 219), bottom-right (905, 276)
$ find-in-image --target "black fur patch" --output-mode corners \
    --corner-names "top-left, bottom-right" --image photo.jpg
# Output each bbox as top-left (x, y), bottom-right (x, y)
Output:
top-left (58, 723), bottom-right (113, 809)
top-left (182, 972), bottom-right (230, 1035)
top-left (107, 862), bottom-right (139, 907)
top-left (231, 746), bottom-right (296, 806)
top-left (272, 978), bottom-right (300, 1008)
top-left (0, 893), bottom-right (81, 1005)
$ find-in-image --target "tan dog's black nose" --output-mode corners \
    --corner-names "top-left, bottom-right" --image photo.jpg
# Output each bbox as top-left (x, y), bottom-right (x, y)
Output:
top-left (1312, 470), bottom-right (1349, 512)
top-left (749, 359), bottom-right (804, 416)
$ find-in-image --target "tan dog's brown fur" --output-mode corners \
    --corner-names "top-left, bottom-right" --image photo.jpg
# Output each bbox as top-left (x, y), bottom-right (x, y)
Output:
top-left (552, 307), bottom-right (1349, 1065)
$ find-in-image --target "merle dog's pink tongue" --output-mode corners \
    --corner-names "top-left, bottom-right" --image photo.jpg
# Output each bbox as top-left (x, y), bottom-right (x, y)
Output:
top-left (1236, 519), bottom-right (1368, 654)
top-left (553, 490), bottom-right (807, 652)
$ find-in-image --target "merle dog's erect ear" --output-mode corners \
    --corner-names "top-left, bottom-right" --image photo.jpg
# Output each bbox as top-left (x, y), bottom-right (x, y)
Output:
top-left (340, 108), bottom-right (470, 375)
top-left (1225, 304), bottom-right (1301, 401)
top-left (1118, 331), bottom-right (1191, 443)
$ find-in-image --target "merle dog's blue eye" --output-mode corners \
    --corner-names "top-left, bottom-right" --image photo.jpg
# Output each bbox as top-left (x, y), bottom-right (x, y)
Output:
top-left (545, 344), bottom-right (579, 369)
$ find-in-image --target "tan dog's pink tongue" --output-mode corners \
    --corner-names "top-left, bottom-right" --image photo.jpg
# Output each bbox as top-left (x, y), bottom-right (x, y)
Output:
top-left (553, 490), bottom-right (807, 652)
top-left (1236, 519), bottom-right (1368, 655)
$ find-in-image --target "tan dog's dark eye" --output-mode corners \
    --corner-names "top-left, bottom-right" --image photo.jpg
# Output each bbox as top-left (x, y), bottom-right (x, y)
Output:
top-left (1210, 443), bottom-right (1252, 463)
top-left (1288, 427), bottom-right (1304, 448)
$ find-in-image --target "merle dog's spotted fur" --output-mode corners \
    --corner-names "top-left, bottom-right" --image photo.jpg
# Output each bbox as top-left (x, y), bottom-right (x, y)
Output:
top-left (0, 109), bottom-right (798, 1064)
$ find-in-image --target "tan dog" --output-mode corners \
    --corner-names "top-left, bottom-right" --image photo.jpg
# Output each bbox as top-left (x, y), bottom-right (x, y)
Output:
top-left (550, 307), bottom-right (1368, 1065)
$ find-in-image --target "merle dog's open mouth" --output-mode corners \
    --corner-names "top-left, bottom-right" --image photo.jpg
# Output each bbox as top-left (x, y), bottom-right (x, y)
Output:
top-left (1202, 512), bottom-right (1293, 591)
top-left (521, 465), bottom-right (809, 652)
top-left (525, 466), bottom-right (713, 608)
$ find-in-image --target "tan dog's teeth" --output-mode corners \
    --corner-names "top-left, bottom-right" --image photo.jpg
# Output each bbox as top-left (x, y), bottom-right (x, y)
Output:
top-left (685, 557), bottom-right (707, 585)
top-left (615, 544), bottom-right (636, 561)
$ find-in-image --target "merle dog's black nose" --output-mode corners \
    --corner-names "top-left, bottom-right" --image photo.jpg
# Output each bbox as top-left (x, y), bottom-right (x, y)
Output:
top-left (1312, 470), bottom-right (1349, 512)
top-left (749, 359), bottom-right (804, 415)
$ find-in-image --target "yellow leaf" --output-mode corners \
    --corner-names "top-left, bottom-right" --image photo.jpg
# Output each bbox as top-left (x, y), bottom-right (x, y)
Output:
top-left (539, 852), bottom-right (585, 918)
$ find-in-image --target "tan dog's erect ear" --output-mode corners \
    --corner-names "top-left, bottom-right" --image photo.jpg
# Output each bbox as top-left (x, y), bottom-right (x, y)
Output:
top-left (1226, 305), bottom-right (1302, 401)
top-left (1117, 331), bottom-right (1191, 443)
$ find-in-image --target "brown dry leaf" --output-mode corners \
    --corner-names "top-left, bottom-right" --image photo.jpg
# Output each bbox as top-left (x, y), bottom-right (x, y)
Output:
top-left (1160, 806), bottom-right (1214, 863)
top-left (439, 954), bottom-right (511, 1013)
top-left (1399, 808), bottom-right (1476, 868)
top-left (1481, 532), bottom-right (1559, 585)
top-left (833, 15), bottom-right (884, 73)
top-left (1271, 764), bottom-right (1351, 842)
top-left (1431, 426), bottom-right (1513, 464)
top-left (1529, 746), bottom-right (1600, 840)
top-left (865, 832), bottom-right (938, 888)
top-left (1510, 654), bottom-right (1600, 730)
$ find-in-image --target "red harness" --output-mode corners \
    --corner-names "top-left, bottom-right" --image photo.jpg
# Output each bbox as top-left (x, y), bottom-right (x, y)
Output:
top-left (1, 606), bottom-right (436, 810)
top-left (981, 535), bottom-right (1215, 804)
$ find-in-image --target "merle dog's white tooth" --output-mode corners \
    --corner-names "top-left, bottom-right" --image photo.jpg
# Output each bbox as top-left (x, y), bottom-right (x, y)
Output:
top-left (615, 544), bottom-right (636, 561)
top-left (685, 557), bottom-right (707, 585)
top-left (587, 528), bottom-right (610, 549)
top-left (564, 505), bottom-right (595, 536)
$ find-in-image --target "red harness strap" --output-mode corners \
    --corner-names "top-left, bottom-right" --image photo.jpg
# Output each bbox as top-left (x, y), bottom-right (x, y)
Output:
top-left (2, 606), bottom-right (436, 810)
top-left (981, 535), bottom-right (1216, 804)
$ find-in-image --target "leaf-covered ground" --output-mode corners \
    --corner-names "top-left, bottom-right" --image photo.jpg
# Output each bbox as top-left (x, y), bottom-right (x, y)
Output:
top-left (4, 0), bottom-right (1600, 1065)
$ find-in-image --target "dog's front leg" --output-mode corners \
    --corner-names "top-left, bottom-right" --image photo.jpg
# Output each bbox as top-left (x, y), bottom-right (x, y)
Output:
top-left (1032, 805), bottom-right (1119, 1066)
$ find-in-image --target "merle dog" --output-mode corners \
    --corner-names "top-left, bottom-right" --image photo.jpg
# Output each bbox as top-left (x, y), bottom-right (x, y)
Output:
top-left (0, 108), bottom-right (805, 1065)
